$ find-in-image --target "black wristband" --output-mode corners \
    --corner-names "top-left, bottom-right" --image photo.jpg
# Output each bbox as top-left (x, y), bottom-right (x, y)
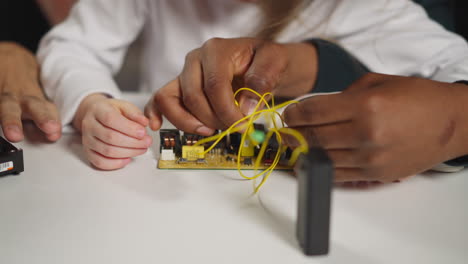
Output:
top-left (455, 80), bottom-right (468, 85)
top-left (444, 80), bottom-right (468, 167)
top-left (305, 39), bottom-right (370, 94)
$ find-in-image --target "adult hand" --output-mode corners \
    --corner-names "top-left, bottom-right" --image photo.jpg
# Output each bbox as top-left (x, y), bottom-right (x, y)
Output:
top-left (0, 42), bottom-right (61, 142)
top-left (283, 73), bottom-right (468, 182)
top-left (145, 37), bottom-right (317, 135)
top-left (73, 93), bottom-right (152, 170)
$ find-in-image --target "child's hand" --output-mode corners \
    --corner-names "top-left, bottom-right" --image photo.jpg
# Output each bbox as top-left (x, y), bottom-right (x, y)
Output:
top-left (73, 94), bottom-right (152, 170)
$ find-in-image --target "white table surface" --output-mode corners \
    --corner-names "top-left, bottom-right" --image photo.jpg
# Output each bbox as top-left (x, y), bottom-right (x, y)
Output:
top-left (0, 93), bottom-right (467, 264)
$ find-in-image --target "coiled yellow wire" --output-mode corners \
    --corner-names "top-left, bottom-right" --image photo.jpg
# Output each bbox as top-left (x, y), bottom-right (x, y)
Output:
top-left (194, 88), bottom-right (309, 193)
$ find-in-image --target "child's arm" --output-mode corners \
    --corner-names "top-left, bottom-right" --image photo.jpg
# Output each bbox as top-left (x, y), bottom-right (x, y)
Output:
top-left (37, 0), bottom-right (149, 127)
top-left (74, 93), bottom-right (152, 170)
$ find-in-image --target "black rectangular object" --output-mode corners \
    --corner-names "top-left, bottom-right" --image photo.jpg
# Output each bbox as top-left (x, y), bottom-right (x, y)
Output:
top-left (182, 133), bottom-right (204, 146)
top-left (296, 147), bottom-right (333, 256)
top-left (0, 136), bottom-right (24, 177)
top-left (159, 129), bottom-right (182, 156)
top-left (226, 133), bottom-right (241, 154)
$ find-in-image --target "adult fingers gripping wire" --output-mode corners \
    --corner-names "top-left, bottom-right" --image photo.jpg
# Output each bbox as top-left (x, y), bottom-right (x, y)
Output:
top-left (194, 88), bottom-right (309, 193)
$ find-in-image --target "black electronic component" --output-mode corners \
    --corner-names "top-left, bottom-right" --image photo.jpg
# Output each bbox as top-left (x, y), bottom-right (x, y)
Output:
top-left (160, 129), bottom-right (180, 150)
top-left (260, 133), bottom-right (281, 165)
top-left (279, 147), bottom-right (293, 166)
top-left (263, 134), bottom-right (280, 163)
top-left (160, 129), bottom-right (182, 156)
top-left (253, 123), bottom-right (266, 136)
top-left (243, 157), bottom-right (252, 165)
top-left (296, 147), bottom-right (333, 256)
top-left (209, 130), bottom-right (225, 149)
top-left (182, 133), bottom-right (204, 146)
top-left (226, 132), bottom-right (242, 154)
top-left (263, 149), bottom-right (276, 166)
top-left (177, 158), bottom-right (188, 164)
top-left (196, 159), bottom-right (207, 164)
top-left (0, 136), bottom-right (24, 177)
top-left (267, 132), bottom-right (279, 149)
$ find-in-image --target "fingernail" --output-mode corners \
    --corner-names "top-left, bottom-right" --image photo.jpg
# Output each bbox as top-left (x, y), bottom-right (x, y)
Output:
top-left (4, 125), bottom-right (23, 142)
top-left (46, 132), bottom-right (61, 142)
top-left (136, 129), bottom-right (147, 138)
top-left (145, 136), bottom-right (153, 146)
top-left (5, 125), bottom-right (21, 134)
top-left (150, 119), bottom-right (160, 131)
top-left (240, 98), bottom-right (259, 116)
top-left (195, 126), bottom-right (214, 135)
top-left (140, 116), bottom-right (149, 126)
top-left (42, 120), bottom-right (60, 133)
top-left (45, 120), bottom-right (59, 126)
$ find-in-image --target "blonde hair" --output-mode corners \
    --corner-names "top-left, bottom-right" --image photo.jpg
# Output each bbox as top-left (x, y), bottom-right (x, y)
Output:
top-left (255, 0), bottom-right (314, 40)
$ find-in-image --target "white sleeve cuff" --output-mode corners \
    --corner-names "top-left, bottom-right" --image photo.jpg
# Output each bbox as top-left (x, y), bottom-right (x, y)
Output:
top-left (430, 163), bottom-right (465, 173)
top-left (51, 71), bottom-right (122, 127)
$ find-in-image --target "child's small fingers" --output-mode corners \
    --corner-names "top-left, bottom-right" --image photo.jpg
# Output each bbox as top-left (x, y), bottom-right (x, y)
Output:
top-left (83, 135), bottom-right (148, 159)
top-left (90, 122), bottom-right (152, 148)
top-left (125, 111), bottom-right (149, 127)
top-left (95, 108), bottom-right (147, 139)
top-left (119, 101), bottom-right (149, 127)
top-left (84, 148), bottom-right (131, 171)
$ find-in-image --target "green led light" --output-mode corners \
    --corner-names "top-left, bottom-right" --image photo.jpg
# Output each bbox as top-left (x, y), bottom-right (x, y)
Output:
top-left (250, 130), bottom-right (265, 144)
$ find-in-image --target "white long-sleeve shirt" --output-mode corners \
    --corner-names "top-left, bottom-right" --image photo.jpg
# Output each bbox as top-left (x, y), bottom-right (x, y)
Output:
top-left (38, 0), bottom-right (468, 127)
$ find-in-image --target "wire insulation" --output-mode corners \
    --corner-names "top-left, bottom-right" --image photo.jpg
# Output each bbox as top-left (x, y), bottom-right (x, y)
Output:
top-left (194, 88), bottom-right (309, 193)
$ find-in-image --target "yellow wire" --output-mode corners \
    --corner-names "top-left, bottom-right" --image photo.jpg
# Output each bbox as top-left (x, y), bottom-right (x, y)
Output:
top-left (278, 127), bottom-right (309, 166)
top-left (195, 100), bottom-right (294, 154)
top-left (193, 87), bottom-right (309, 193)
top-left (233, 88), bottom-right (272, 109)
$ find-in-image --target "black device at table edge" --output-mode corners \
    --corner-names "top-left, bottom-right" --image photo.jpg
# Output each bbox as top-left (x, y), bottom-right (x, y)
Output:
top-left (0, 136), bottom-right (24, 177)
top-left (297, 147), bottom-right (333, 256)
